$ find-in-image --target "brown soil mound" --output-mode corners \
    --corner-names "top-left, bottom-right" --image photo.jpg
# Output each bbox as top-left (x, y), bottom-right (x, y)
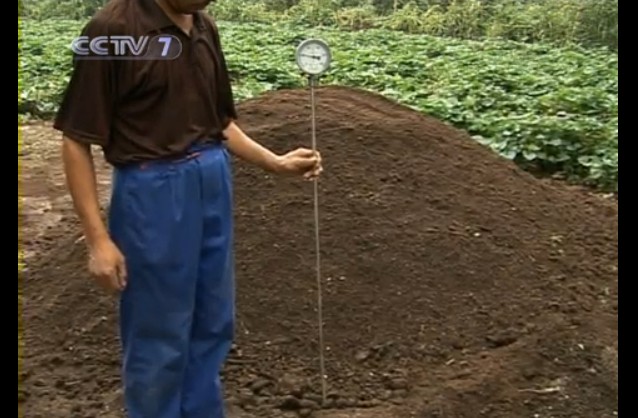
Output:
top-left (20, 86), bottom-right (618, 418)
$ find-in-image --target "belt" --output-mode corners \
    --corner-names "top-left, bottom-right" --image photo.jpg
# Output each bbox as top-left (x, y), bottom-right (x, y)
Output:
top-left (115, 139), bottom-right (223, 171)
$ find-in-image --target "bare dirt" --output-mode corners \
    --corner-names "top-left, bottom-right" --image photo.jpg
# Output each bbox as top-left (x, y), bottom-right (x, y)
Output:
top-left (18, 86), bottom-right (618, 418)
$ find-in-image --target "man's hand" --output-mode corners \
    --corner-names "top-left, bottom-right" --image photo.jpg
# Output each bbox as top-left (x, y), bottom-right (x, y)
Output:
top-left (88, 238), bottom-right (127, 292)
top-left (61, 136), bottom-right (127, 293)
top-left (275, 147), bottom-right (323, 179)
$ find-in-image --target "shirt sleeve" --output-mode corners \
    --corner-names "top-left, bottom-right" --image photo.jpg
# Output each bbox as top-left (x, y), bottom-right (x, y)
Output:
top-left (53, 16), bottom-right (120, 147)
top-left (206, 17), bottom-right (238, 129)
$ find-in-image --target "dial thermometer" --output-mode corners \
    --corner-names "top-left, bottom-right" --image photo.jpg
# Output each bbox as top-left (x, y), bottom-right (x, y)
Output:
top-left (295, 38), bottom-right (332, 76)
top-left (295, 38), bottom-right (331, 406)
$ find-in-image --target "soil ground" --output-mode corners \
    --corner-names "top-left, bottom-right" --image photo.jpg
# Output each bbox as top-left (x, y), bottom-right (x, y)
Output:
top-left (18, 86), bottom-right (618, 418)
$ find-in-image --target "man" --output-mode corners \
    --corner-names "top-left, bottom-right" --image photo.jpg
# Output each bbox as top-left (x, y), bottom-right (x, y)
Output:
top-left (53, 0), bottom-right (322, 417)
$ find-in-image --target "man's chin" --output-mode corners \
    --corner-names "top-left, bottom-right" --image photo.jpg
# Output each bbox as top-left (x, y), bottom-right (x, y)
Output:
top-left (177, 0), bottom-right (212, 12)
top-left (191, 0), bottom-right (213, 11)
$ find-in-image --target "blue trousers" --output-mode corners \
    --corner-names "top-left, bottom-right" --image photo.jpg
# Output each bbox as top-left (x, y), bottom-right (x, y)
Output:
top-left (108, 142), bottom-right (235, 418)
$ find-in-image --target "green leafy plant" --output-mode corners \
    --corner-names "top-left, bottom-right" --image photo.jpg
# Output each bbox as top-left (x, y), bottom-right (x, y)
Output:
top-left (18, 19), bottom-right (617, 191)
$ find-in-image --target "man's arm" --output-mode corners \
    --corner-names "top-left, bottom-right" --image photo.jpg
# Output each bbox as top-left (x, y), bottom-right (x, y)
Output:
top-left (61, 136), bottom-right (127, 291)
top-left (222, 121), bottom-right (322, 178)
top-left (55, 14), bottom-right (116, 245)
top-left (61, 137), bottom-right (109, 246)
top-left (53, 14), bottom-right (127, 292)
top-left (222, 121), bottom-right (283, 173)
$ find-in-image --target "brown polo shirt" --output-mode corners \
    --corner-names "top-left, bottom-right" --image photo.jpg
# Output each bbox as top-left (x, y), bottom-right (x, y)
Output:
top-left (53, 0), bottom-right (237, 166)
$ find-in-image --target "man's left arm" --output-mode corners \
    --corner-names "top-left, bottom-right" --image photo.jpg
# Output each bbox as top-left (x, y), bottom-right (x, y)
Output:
top-left (222, 121), bottom-right (283, 173)
top-left (222, 121), bottom-right (322, 179)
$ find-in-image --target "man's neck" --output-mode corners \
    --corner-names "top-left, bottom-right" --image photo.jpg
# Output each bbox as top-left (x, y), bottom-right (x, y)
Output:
top-left (155, 0), bottom-right (180, 17)
top-left (154, 0), bottom-right (194, 35)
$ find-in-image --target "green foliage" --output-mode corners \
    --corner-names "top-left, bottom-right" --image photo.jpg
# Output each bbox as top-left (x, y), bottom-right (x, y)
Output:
top-left (19, 0), bottom-right (617, 50)
top-left (20, 0), bottom-right (107, 20)
top-left (217, 0), bottom-right (618, 50)
top-left (18, 19), bottom-right (617, 191)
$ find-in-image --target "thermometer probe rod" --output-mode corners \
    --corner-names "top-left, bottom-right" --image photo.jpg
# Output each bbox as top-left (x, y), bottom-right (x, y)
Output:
top-left (309, 75), bottom-right (328, 403)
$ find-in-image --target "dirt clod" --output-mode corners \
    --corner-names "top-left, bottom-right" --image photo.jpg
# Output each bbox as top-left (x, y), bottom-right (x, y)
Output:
top-left (279, 395), bottom-right (302, 410)
top-left (298, 399), bottom-right (319, 410)
top-left (386, 378), bottom-right (408, 391)
top-left (19, 86), bottom-right (618, 418)
top-left (250, 378), bottom-right (272, 394)
top-left (485, 329), bottom-right (520, 348)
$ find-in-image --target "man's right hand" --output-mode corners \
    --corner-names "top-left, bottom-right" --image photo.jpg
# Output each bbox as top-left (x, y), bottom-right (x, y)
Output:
top-left (61, 137), bottom-right (128, 293)
top-left (88, 238), bottom-right (127, 292)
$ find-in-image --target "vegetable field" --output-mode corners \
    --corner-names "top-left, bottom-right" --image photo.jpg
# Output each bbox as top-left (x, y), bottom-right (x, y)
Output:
top-left (18, 18), bottom-right (617, 191)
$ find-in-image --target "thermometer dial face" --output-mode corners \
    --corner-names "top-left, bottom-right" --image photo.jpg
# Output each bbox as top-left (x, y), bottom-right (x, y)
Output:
top-left (295, 39), bottom-right (331, 76)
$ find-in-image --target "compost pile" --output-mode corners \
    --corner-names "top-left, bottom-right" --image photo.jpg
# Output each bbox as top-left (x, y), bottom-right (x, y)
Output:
top-left (20, 86), bottom-right (618, 418)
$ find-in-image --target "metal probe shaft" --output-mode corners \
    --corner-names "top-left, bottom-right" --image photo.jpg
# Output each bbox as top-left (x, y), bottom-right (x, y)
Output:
top-left (309, 75), bottom-right (327, 403)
